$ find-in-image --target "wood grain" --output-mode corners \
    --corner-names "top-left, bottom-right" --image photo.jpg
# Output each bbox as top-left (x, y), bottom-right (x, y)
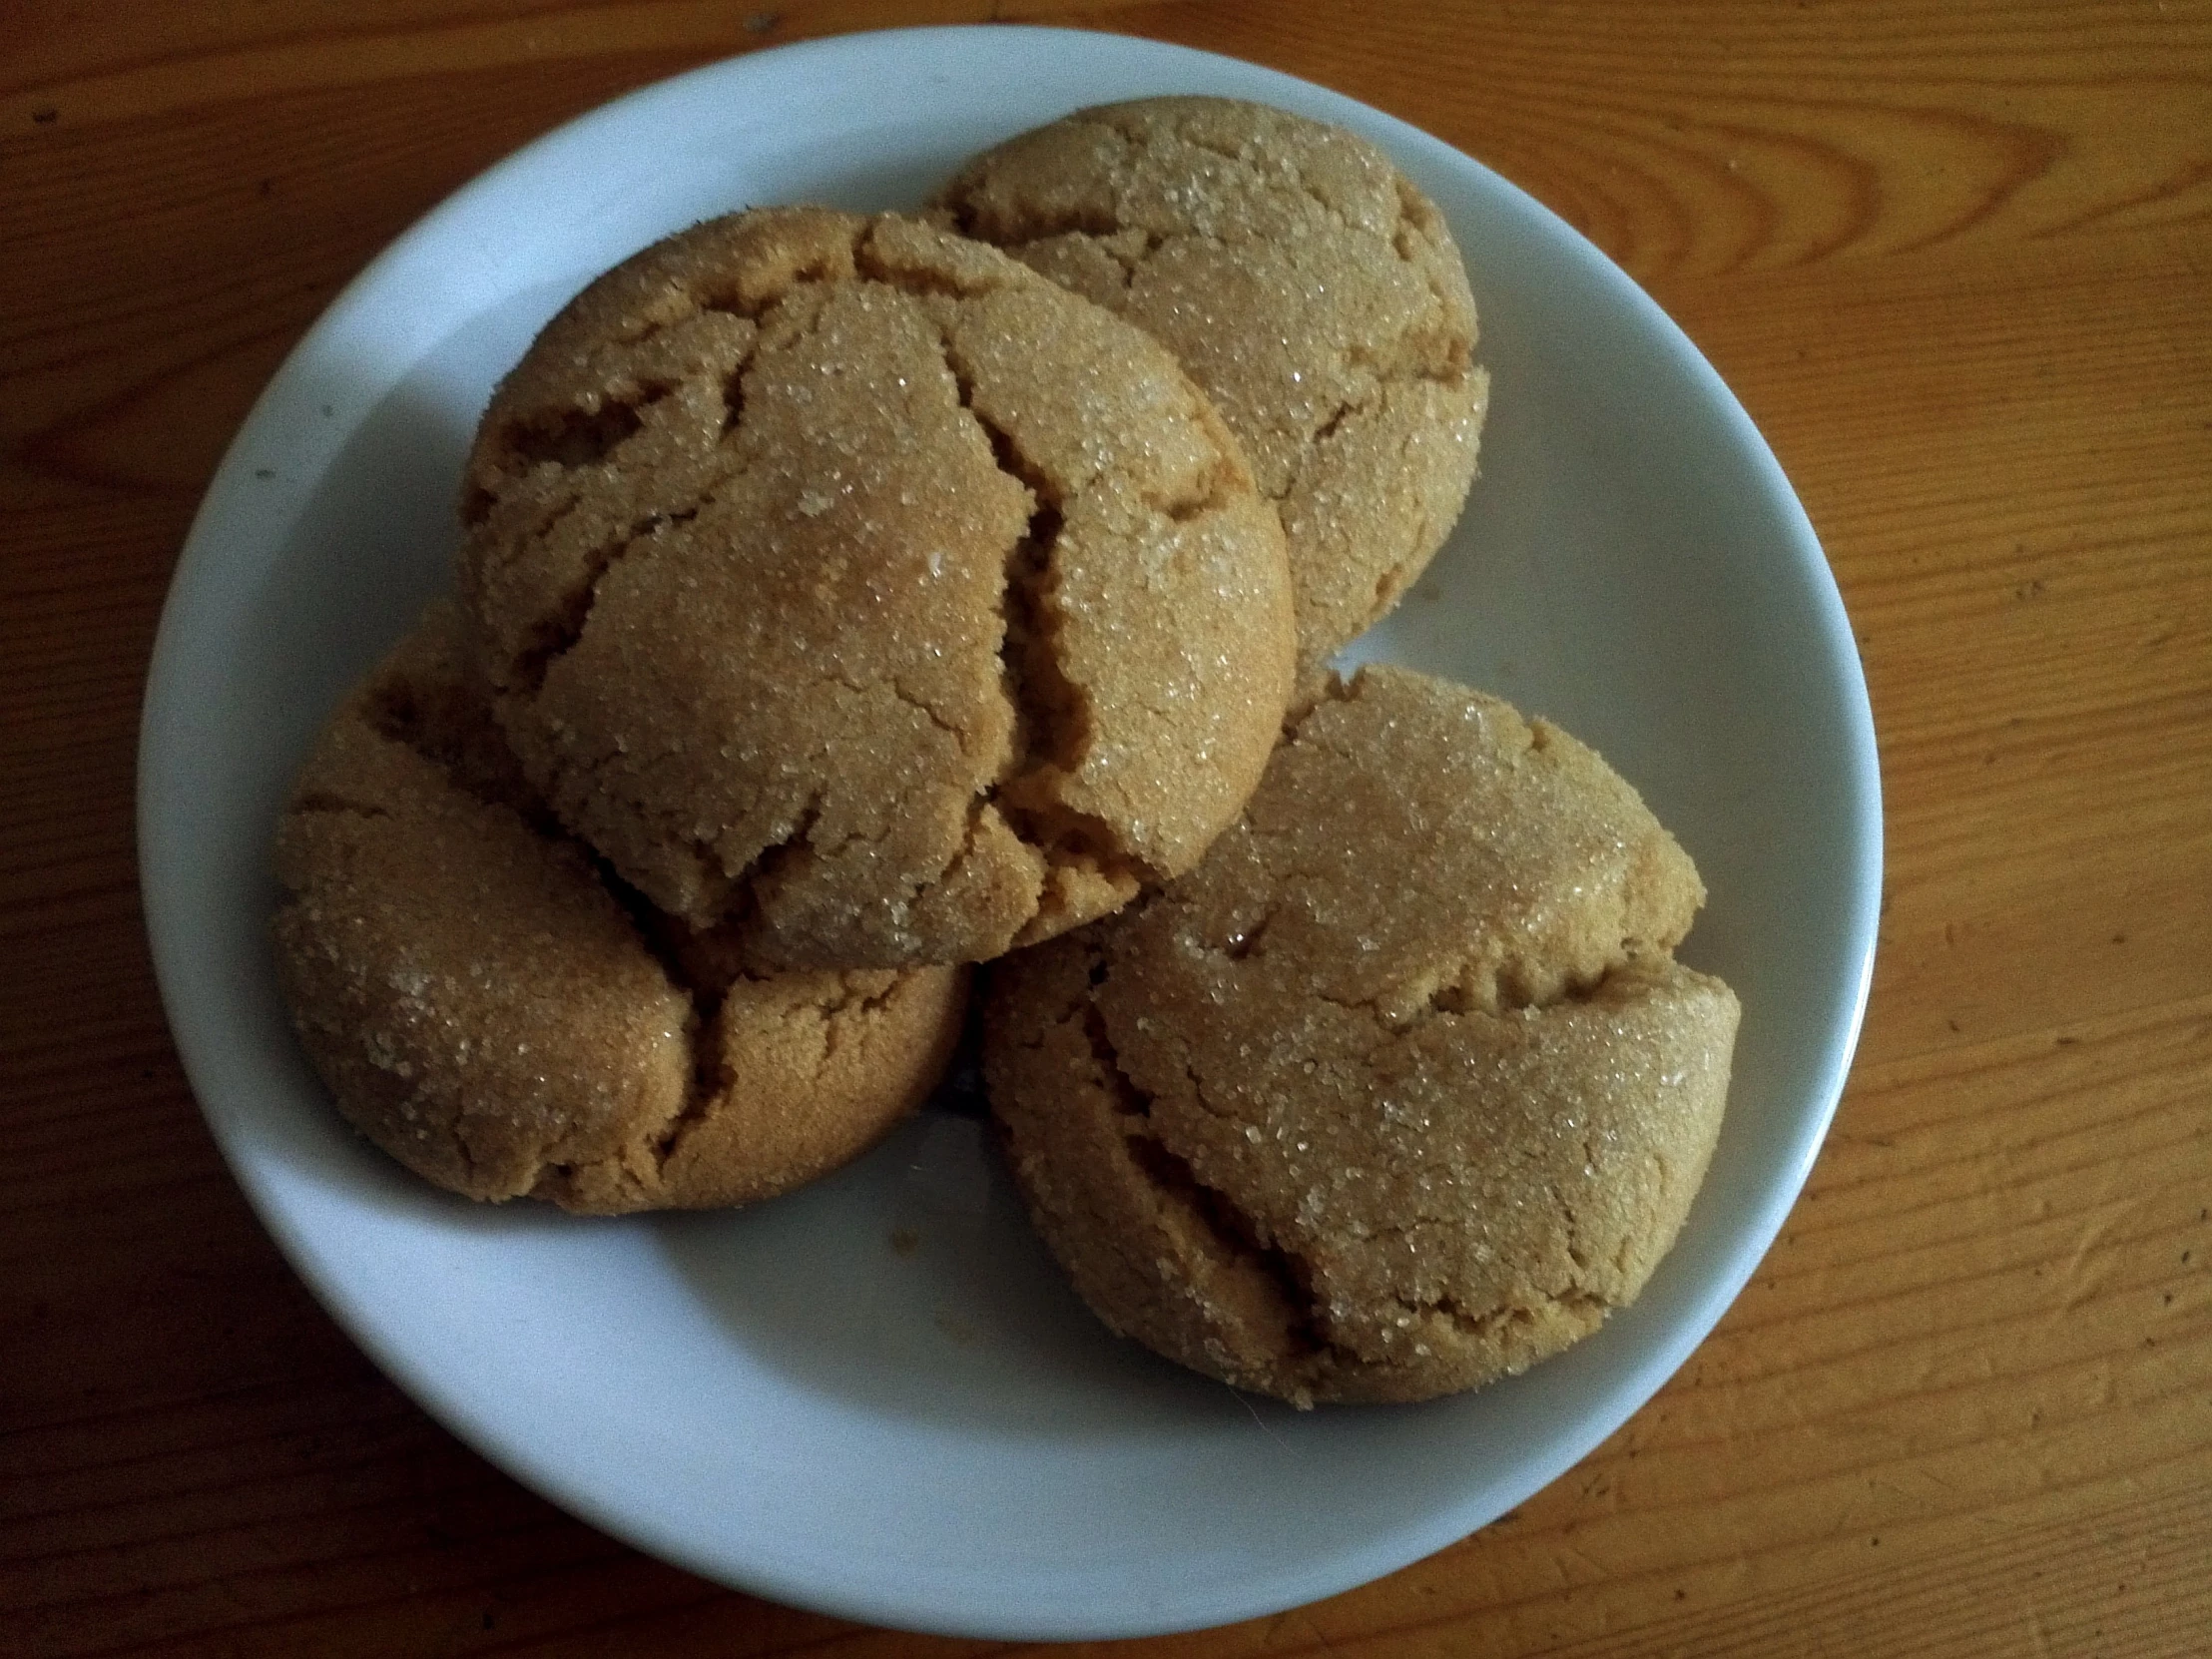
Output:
top-left (4, 1), bottom-right (2209, 1655)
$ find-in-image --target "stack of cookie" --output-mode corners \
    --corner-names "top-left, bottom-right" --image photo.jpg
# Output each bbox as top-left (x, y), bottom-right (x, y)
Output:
top-left (274, 98), bottom-right (1738, 1406)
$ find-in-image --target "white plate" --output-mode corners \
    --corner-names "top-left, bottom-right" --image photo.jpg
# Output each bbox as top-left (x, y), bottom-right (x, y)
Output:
top-left (139, 25), bottom-right (1881, 1642)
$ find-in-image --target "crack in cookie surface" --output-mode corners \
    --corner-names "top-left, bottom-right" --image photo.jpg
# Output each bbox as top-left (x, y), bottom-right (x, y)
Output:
top-left (506, 507), bottom-right (697, 695)
top-left (1072, 974), bottom-right (1346, 1370)
top-left (953, 382), bottom-right (1160, 905)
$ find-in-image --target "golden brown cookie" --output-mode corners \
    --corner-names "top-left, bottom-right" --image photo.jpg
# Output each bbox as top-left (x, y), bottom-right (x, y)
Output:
top-left (934, 97), bottom-right (1489, 681)
top-left (273, 604), bottom-right (967, 1215)
top-left (983, 666), bottom-right (1738, 1405)
top-left (456, 207), bottom-right (1296, 969)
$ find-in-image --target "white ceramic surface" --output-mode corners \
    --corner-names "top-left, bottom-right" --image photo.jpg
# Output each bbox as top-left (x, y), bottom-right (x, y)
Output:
top-left (138, 25), bottom-right (1881, 1641)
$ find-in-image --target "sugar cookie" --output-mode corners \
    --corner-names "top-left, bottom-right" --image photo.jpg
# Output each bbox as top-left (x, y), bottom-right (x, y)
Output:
top-left (457, 207), bottom-right (1296, 968)
top-left (936, 98), bottom-right (1487, 680)
top-left (983, 666), bottom-right (1737, 1404)
top-left (273, 604), bottom-right (966, 1213)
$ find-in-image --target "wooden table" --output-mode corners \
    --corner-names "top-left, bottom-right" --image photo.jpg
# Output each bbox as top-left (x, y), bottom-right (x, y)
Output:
top-left (6, 3), bottom-right (2207, 1653)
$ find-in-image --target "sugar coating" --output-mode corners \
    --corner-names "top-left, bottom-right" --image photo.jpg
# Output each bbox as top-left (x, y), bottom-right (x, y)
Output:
top-left (272, 604), bottom-right (967, 1214)
top-left (934, 97), bottom-right (1488, 682)
top-left (457, 207), bottom-right (1296, 969)
top-left (982, 666), bottom-right (1740, 1405)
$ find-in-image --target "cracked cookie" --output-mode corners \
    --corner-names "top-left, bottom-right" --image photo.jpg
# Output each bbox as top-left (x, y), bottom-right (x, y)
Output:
top-left (934, 97), bottom-right (1489, 682)
top-left (982, 666), bottom-right (1739, 1405)
top-left (273, 603), bottom-right (967, 1214)
top-left (457, 207), bottom-right (1297, 969)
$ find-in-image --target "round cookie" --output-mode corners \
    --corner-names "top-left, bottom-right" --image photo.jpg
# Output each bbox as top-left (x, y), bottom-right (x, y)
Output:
top-left (934, 97), bottom-right (1489, 680)
top-left (457, 207), bottom-right (1296, 970)
top-left (273, 603), bottom-right (967, 1215)
top-left (983, 666), bottom-right (1739, 1406)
